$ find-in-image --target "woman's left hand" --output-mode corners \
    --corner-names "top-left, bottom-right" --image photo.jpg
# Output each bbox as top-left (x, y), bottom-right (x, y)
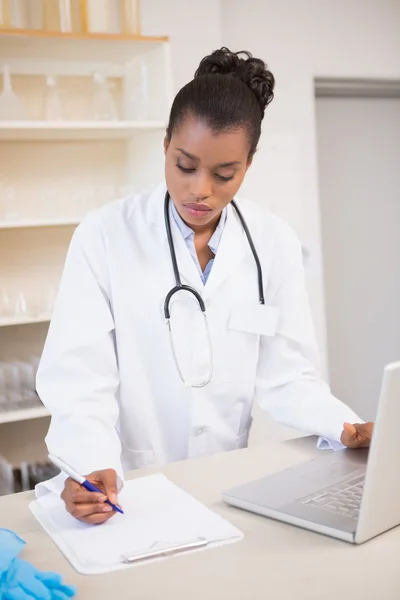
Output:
top-left (340, 422), bottom-right (374, 448)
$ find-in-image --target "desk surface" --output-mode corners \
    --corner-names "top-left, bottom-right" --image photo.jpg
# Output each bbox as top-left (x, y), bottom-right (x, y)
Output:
top-left (1, 437), bottom-right (399, 600)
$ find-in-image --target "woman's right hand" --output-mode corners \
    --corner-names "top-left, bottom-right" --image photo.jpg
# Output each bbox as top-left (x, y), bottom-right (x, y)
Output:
top-left (60, 468), bottom-right (120, 525)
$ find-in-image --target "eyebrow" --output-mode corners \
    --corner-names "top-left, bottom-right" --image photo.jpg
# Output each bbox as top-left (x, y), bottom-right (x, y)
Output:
top-left (176, 148), bottom-right (242, 168)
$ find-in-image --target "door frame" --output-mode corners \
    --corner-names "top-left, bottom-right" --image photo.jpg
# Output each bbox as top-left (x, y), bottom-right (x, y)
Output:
top-left (315, 77), bottom-right (400, 99)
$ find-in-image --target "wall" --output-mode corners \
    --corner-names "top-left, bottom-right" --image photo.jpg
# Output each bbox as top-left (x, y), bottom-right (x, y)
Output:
top-left (141, 0), bottom-right (222, 92)
top-left (316, 95), bottom-right (400, 419)
top-left (220, 0), bottom-right (400, 378)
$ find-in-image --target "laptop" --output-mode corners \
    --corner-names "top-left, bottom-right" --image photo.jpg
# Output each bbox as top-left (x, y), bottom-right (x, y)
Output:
top-left (223, 361), bottom-right (400, 544)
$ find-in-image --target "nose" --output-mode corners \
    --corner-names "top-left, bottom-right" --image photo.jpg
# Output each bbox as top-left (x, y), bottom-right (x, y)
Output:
top-left (190, 172), bottom-right (212, 201)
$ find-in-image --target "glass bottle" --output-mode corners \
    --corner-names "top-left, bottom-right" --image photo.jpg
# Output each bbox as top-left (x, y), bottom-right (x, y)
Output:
top-left (92, 72), bottom-right (118, 120)
top-left (0, 64), bottom-right (28, 121)
top-left (43, 0), bottom-right (81, 32)
top-left (0, 0), bottom-right (11, 28)
top-left (43, 76), bottom-right (64, 121)
top-left (8, 0), bottom-right (29, 29)
top-left (122, 0), bottom-right (139, 34)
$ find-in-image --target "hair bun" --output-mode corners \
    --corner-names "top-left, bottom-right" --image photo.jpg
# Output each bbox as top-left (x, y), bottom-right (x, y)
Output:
top-left (195, 47), bottom-right (275, 117)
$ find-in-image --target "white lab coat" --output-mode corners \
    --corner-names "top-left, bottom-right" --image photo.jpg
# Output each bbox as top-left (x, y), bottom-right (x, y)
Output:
top-left (36, 182), bottom-right (360, 487)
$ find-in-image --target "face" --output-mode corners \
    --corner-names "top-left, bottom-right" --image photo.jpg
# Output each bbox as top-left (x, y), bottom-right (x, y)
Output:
top-left (164, 117), bottom-right (252, 230)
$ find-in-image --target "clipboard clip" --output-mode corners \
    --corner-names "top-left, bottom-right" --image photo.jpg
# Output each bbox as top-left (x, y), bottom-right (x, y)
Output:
top-left (121, 537), bottom-right (208, 563)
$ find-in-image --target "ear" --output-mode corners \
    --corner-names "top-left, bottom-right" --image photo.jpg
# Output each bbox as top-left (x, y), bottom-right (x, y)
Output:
top-left (163, 134), bottom-right (169, 155)
top-left (246, 155), bottom-right (253, 170)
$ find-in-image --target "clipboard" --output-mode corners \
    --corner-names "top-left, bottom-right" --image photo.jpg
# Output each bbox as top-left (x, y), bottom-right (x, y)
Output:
top-left (121, 537), bottom-right (208, 563)
top-left (29, 474), bottom-right (243, 574)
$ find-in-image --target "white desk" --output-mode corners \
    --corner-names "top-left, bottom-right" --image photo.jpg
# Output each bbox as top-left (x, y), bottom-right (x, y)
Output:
top-left (1, 437), bottom-right (399, 599)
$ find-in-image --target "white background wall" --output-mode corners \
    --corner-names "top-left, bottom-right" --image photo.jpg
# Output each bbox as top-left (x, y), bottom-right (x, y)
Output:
top-left (316, 94), bottom-right (400, 420)
top-left (221, 0), bottom-right (400, 379)
top-left (141, 0), bottom-right (222, 92)
top-left (142, 0), bottom-right (400, 381)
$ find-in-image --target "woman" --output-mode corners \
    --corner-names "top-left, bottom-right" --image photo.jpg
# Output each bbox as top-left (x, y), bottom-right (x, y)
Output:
top-left (36, 48), bottom-right (373, 523)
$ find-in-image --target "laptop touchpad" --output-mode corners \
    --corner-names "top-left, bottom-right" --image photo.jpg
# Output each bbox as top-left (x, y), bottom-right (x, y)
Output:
top-left (303, 462), bottom-right (358, 483)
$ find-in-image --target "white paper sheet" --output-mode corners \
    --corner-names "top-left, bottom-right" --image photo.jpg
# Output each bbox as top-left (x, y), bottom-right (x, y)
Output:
top-left (29, 473), bottom-right (243, 575)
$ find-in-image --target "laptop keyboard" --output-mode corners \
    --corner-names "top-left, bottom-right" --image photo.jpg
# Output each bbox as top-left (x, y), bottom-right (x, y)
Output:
top-left (301, 474), bottom-right (365, 520)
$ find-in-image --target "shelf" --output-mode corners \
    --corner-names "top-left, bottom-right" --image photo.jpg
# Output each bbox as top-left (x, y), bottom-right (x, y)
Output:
top-left (0, 121), bottom-right (167, 141)
top-left (0, 28), bottom-right (168, 43)
top-left (0, 29), bottom-right (168, 65)
top-left (0, 405), bottom-right (50, 425)
top-left (0, 314), bottom-right (51, 328)
top-left (0, 217), bottom-right (80, 229)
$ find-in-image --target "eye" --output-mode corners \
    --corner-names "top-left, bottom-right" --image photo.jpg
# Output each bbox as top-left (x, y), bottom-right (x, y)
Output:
top-left (177, 163), bottom-right (195, 174)
top-left (215, 173), bottom-right (235, 182)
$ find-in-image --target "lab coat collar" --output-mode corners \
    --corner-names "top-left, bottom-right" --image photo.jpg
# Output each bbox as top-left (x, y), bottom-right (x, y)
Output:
top-left (145, 181), bottom-right (168, 234)
top-left (145, 182), bottom-right (247, 295)
top-left (203, 202), bottom-right (246, 300)
top-left (145, 182), bottom-right (203, 288)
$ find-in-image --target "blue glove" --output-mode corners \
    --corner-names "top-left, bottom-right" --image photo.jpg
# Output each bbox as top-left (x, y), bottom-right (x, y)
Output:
top-left (0, 529), bottom-right (76, 600)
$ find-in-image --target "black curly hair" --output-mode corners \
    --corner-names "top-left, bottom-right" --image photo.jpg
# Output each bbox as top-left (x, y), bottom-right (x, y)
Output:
top-left (166, 47), bottom-right (275, 159)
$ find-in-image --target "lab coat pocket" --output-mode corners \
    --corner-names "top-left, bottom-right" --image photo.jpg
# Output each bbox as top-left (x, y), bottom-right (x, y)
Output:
top-left (228, 303), bottom-right (280, 336)
top-left (215, 302), bottom-right (280, 384)
top-left (220, 304), bottom-right (279, 382)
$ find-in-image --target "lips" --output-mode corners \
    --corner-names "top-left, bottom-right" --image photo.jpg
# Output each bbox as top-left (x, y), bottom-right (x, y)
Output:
top-left (183, 203), bottom-right (212, 218)
top-left (185, 203), bottom-right (211, 211)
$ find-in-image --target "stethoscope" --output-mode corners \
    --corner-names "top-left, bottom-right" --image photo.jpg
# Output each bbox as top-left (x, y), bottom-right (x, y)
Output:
top-left (164, 191), bottom-right (265, 388)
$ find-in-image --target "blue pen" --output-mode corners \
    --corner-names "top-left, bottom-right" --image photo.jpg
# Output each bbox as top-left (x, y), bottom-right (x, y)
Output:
top-left (48, 454), bottom-right (124, 514)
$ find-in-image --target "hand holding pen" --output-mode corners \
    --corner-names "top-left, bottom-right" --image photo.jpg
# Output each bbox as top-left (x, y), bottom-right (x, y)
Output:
top-left (49, 455), bottom-right (123, 525)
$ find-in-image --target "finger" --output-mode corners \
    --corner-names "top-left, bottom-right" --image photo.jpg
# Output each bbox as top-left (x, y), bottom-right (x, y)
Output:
top-left (63, 477), bottom-right (103, 502)
top-left (68, 502), bottom-right (114, 519)
top-left (341, 422), bottom-right (361, 448)
top-left (353, 422), bottom-right (373, 447)
top-left (354, 422), bottom-right (374, 439)
top-left (4, 587), bottom-right (34, 600)
top-left (343, 422), bottom-right (357, 437)
top-left (81, 510), bottom-right (116, 525)
top-left (99, 470), bottom-right (119, 506)
top-left (64, 477), bottom-right (82, 493)
top-left (52, 589), bottom-right (77, 600)
top-left (71, 489), bottom-right (107, 504)
top-left (20, 574), bottom-right (52, 600)
top-left (61, 479), bottom-right (80, 505)
top-left (62, 480), bottom-right (79, 503)
top-left (38, 575), bottom-right (77, 600)
top-left (35, 571), bottom-right (62, 587)
top-left (51, 586), bottom-right (77, 599)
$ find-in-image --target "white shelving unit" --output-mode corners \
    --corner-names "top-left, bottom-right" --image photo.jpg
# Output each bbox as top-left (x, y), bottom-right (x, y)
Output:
top-left (0, 406), bottom-right (50, 426)
top-left (0, 120), bottom-right (167, 141)
top-left (0, 314), bottom-right (51, 327)
top-left (0, 217), bottom-right (81, 229)
top-left (0, 29), bottom-right (172, 470)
